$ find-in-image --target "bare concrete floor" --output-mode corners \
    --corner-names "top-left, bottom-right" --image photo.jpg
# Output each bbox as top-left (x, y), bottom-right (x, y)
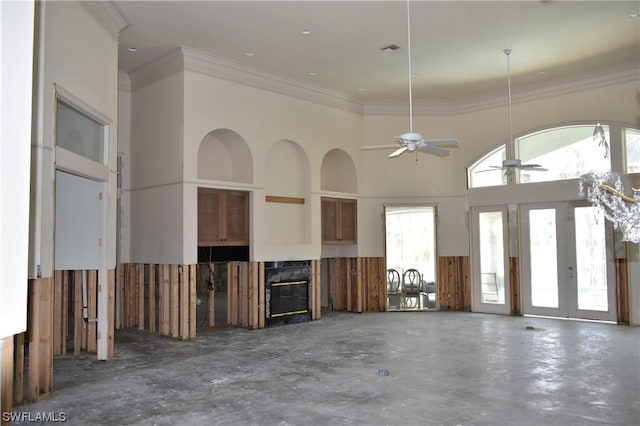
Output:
top-left (14, 312), bottom-right (640, 426)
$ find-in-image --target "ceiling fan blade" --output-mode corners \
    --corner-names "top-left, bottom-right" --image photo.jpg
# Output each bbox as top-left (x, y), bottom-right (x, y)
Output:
top-left (423, 139), bottom-right (459, 147)
top-left (520, 164), bottom-right (548, 171)
top-left (474, 167), bottom-right (503, 174)
top-left (361, 144), bottom-right (402, 151)
top-left (389, 146), bottom-right (408, 158)
top-left (418, 145), bottom-right (450, 157)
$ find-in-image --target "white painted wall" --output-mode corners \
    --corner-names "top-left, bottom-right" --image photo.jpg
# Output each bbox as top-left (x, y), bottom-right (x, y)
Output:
top-left (0, 0), bottom-right (34, 339)
top-left (360, 77), bottom-right (639, 257)
top-left (181, 67), bottom-right (363, 263)
top-left (129, 72), bottom-right (185, 264)
top-left (123, 46), bottom-right (638, 317)
top-left (31, 1), bottom-right (120, 277)
top-left (118, 72), bottom-right (132, 263)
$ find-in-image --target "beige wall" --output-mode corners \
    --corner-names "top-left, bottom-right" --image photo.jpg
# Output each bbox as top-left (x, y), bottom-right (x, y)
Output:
top-left (124, 46), bottom-right (638, 281)
top-left (359, 77), bottom-right (638, 257)
top-left (129, 72), bottom-right (185, 264)
top-left (30, 1), bottom-right (120, 276)
top-left (182, 68), bottom-right (363, 263)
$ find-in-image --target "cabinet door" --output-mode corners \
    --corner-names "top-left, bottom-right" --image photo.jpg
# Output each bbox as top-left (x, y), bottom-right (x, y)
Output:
top-left (225, 190), bottom-right (249, 244)
top-left (321, 198), bottom-right (339, 242)
top-left (338, 199), bottom-right (357, 243)
top-left (321, 197), bottom-right (357, 244)
top-left (198, 188), bottom-right (222, 246)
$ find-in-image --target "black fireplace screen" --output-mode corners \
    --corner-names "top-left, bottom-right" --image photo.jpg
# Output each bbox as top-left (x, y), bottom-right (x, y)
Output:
top-left (269, 280), bottom-right (309, 317)
top-left (265, 260), bottom-right (311, 326)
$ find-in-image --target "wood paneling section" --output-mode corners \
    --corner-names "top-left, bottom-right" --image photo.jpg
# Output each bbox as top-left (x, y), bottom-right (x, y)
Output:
top-left (118, 264), bottom-right (197, 340)
top-left (509, 257), bottom-right (521, 316)
top-left (10, 278), bottom-right (55, 405)
top-left (616, 258), bottom-right (629, 324)
top-left (8, 269), bottom-right (113, 407)
top-left (1, 336), bottom-right (14, 425)
top-left (437, 256), bottom-right (471, 311)
top-left (52, 270), bottom-right (113, 357)
top-left (324, 257), bottom-right (386, 313)
top-left (226, 261), bottom-right (265, 329)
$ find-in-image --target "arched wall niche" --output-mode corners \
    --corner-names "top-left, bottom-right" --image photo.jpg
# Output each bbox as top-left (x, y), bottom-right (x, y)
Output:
top-left (265, 140), bottom-right (311, 245)
top-left (321, 148), bottom-right (357, 193)
top-left (197, 128), bottom-right (253, 183)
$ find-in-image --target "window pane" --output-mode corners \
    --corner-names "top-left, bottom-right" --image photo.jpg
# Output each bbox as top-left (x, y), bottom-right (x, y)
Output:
top-left (468, 145), bottom-right (507, 188)
top-left (478, 211), bottom-right (505, 304)
top-left (625, 128), bottom-right (640, 173)
top-left (56, 100), bottom-right (104, 163)
top-left (518, 125), bottom-right (611, 183)
top-left (575, 206), bottom-right (608, 312)
top-left (529, 209), bottom-right (558, 308)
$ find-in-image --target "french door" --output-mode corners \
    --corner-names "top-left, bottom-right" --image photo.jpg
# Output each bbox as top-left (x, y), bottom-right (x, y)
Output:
top-left (520, 202), bottom-right (616, 321)
top-left (471, 206), bottom-right (511, 315)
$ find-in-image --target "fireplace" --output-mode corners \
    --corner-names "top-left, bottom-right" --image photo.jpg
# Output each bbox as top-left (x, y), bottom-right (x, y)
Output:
top-left (265, 260), bottom-right (312, 326)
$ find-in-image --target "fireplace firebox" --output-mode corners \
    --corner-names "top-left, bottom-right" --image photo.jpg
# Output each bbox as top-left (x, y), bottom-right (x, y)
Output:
top-left (265, 260), bottom-right (312, 326)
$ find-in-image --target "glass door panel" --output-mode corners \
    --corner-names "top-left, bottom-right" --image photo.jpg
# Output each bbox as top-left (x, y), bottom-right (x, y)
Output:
top-left (471, 206), bottom-right (510, 314)
top-left (528, 209), bottom-right (559, 309)
top-left (479, 211), bottom-right (505, 304)
top-left (574, 206), bottom-right (609, 312)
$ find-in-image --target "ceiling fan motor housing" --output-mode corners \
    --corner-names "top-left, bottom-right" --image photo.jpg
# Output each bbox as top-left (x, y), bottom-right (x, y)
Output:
top-left (503, 159), bottom-right (522, 167)
top-left (398, 132), bottom-right (424, 142)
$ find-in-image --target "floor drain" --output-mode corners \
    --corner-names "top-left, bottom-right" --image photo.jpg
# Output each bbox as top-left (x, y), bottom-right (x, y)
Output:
top-left (378, 369), bottom-right (390, 376)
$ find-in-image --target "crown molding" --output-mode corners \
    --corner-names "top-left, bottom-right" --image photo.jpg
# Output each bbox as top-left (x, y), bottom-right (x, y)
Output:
top-left (125, 45), bottom-right (636, 116)
top-left (118, 70), bottom-right (131, 92)
top-left (364, 60), bottom-right (640, 116)
top-left (181, 46), bottom-right (363, 114)
top-left (128, 48), bottom-right (184, 91)
top-left (127, 46), bottom-right (362, 113)
top-left (81, 1), bottom-right (128, 40)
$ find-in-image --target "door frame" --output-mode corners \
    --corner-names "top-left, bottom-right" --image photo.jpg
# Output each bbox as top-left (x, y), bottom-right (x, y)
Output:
top-left (520, 201), bottom-right (617, 321)
top-left (383, 203), bottom-right (438, 311)
top-left (470, 205), bottom-right (512, 315)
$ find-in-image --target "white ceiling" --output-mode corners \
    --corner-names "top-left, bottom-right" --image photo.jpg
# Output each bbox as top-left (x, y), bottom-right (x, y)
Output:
top-left (115, 1), bottom-right (640, 101)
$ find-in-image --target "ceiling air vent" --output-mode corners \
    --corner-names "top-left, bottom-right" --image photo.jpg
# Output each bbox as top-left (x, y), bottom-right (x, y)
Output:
top-left (380, 44), bottom-right (402, 52)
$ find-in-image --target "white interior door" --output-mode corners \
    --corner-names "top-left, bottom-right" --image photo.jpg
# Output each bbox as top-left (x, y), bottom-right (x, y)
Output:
top-left (520, 202), bottom-right (616, 321)
top-left (471, 206), bottom-right (511, 314)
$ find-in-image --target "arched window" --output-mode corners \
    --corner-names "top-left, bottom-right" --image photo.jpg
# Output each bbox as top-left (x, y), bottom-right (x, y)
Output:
top-left (467, 124), bottom-right (623, 188)
top-left (468, 145), bottom-right (507, 188)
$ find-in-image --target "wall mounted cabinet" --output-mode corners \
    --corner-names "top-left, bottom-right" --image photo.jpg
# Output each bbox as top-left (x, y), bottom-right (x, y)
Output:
top-left (321, 197), bottom-right (357, 244)
top-left (198, 188), bottom-right (249, 246)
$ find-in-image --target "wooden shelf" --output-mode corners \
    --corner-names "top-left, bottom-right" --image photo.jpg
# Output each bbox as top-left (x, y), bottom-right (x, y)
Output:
top-left (265, 195), bottom-right (305, 204)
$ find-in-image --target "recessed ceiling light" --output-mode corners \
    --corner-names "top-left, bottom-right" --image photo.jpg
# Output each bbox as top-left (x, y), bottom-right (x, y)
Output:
top-left (301, 29), bottom-right (312, 35)
top-left (538, 70), bottom-right (547, 75)
top-left (630, 13), bottom-right (640, 20)
top-left (127, 47), bottom-right (137, 52)
top-left (245, 52), bottom-right (255, 57)
top-left (307, 71), bottom-right (317, 76)
top-left (358, 88), bottom-right (366, 92)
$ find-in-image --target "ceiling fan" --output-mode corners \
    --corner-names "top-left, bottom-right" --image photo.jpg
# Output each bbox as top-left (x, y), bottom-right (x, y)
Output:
top-left (475, 49), bottom-right (547, 175)
top-left (361, 0), bottom-right (459, 159)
